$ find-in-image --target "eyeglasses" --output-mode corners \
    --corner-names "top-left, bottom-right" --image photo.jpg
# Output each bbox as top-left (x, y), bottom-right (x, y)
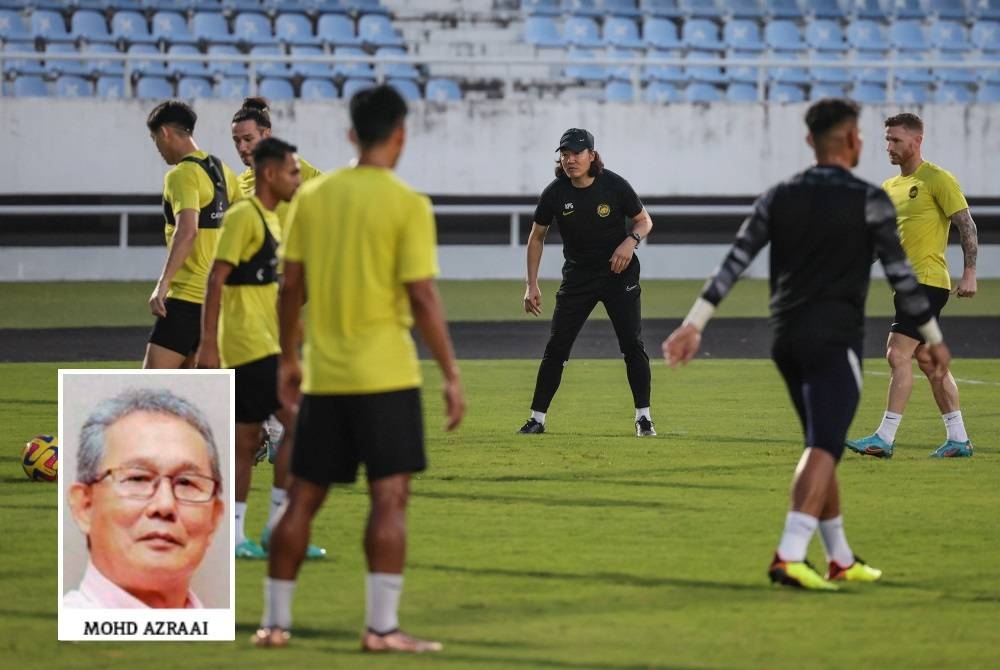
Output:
top-left (91, 467), bottom-right (219, 503)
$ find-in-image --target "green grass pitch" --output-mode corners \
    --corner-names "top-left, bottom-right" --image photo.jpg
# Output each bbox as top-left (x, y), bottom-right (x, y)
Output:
top-left (3, 358), bottom-right (999, 669)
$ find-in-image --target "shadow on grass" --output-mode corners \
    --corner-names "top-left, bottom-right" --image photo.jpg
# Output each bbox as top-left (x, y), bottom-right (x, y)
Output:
top-left (0, 398), bottom-right (57, 405)
top-left (2, 477), bottom-right (59, 485)
top-left (418, 490), bottom-right (701, 511)
top-left (2, 502), bottom-right (57, 510)
top-left (234, 621), bottom-right (357, 642)
top-left (434, 473), bottom-right (752, 492)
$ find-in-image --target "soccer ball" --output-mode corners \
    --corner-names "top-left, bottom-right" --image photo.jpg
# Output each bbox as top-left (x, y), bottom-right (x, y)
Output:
top-left (22, 434), bottom-right (58, 482)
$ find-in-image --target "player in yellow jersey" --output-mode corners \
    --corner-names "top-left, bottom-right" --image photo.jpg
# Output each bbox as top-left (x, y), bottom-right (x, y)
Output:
top-left (847, 113), bottom-right (979, 459)
top-left (144, 100), bottom-right (240, 369)
top-left (252, 85), bottom-right (465, 653)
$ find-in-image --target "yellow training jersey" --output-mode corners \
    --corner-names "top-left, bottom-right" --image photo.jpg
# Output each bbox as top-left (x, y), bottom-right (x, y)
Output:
top-left (282, 166), bottom-right (439, 395)
top-left (214, 196), bottom-right (281, 368)
top-left (162, 151), bottom-right (241, 303)
top-left (882, 160), bottom-right (968, 290)
top-left (237, 156), bottom-right (322, 236)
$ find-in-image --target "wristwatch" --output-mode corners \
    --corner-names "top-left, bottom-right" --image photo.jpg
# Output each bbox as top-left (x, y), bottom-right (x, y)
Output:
top-left (629, 232), bottom-right (642, 246)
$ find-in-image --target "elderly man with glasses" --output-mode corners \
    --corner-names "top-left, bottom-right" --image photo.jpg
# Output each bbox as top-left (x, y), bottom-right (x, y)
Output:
top-left (65, 388), bottom-right (225, 609)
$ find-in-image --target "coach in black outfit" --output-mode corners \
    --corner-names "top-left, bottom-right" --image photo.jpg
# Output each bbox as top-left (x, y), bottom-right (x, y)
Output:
top-left (518, 128), bottom-right (655, 437)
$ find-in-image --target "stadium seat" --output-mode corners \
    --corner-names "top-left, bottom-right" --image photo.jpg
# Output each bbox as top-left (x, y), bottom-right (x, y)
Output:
top-left (12, 75), bottom-right (50, 96)
top-left (328, 0), bottom-right (388, 16)
top-left (802, 0), bottom-right (843, 18)
top-left (723, 19), bottom-right (766, 52)
top-left (935, 82), bottom-right (974, 102)
top-left (168, 44), bottom-right (210, 77)
top-left (769, 51), bottom-right (810, 84)
top-left (852, 50), bottom-right (889, 84)
top-left (111, 10), bottom-right (157, 45)
top-left (522, 0), bottom-right (562, 16)
top-left (32, 9), bottom-right (74, 43)
top-left (934, 52), bottom-right (978, 84)
top-left (981, 50), bottom-right (1000, 82)
top-left (683, 18), bottom-right (725, 51)
top-left (685, 50), bottom-right (727, 83)
top-left (524, 16), bottom-right (565, 48)
top-left (643, 17), bottom-right (683, 49)
top-left (974, 0), bottom-right (1000, 19)
top-left (0, 9), bottom-right (31, 41)
top-left (971, 22), bottom-right (1000, 52)
top-left (275, 13), bottom-right (322, 47)
top-left (847, 0), bottom-right (888, 19)
top-left (846, 19), bottom-right (889, 51)
top-left (259, 76), bottom-right (294, 100)
top-left (2, 40), bottom-right (45, 76)
top-left (290, 45), bottom-right (332, 78)
top-left (848, 81), bottom-right (886, 102)
top-left (96, 75), bottom-right (126, 98)
top-left (809, 82), bottom-right (846, 98)
top-left (810, 51), bottom-right (852, 84)
top-left (679, 0), bottom-right (722, 18)
top-left (643, 80), bottom-right (682, 102)
top-left (55, 74), bottom-right (93, 97)
top-left (216, 75), bottom-right (250, 98)
top-left (604, 79), bottom-right (635, 101)
top-left (71, 9), bottom-right (115, 44)
top-left (765, 20), bottom-right (806, 51)
top-left (85, 42), bottom-right (125, 77)
top-left (317, 13), bottom-right (362, 47)
top-left (44, 42), bottom-right (90, 78)
top-left (333, 46), bottom-right (373, 78)
top-left (342, 76), bottom-right (376, 99)
top-left (192, 12), bottom-right (239, 46)
top-left (895, 83), bottom-right (931, 104)
top-left (250, 45), bottom-right (291, 78)
top-left (605, 47), bottom-right (639, 80)
top-left (642, 49), bottom-right (685, 83)
top-left (300, 76), bottom-right (338, 99)
top-left (605, 0), bottom-right (643, 17)
top-left (564, 17), bottom-right (603, 48)
top-left (151, 11), bottom-right (198, 46)
top-left (222, 0), bottom-right (266, 10)
top-left (763, 0), bottom-right (804, 18)
top-left (640, 0), bottom-right (684, 18)
top-left (388, 77), bottom-right (420, 100)
top-left (895, 53), bottom-right (934, 85)
top-left (685, 81), bottom-right (722, 101)
top-left (604, 17), bottom-right (644, 50)
top-left (358, 13), bottom-right (403, 48)
top-left (128, 43), bottom-right (169, 77)
top-left (178, 75), bottom-right (213, 99)
top-left (726, 50), bottom-right (761, 83)
top-left (805, 19), bottom-right (847, 51)
top-left (725, 82), bottom-right (759, 101)
top-left (234, 12), bottom-right (278, 47)
top-left (563, 0), bottom-right (604, 17)
top-left (930, 20), bottom-right (972, 53)
top-left (889, 20), bottom-right (930, 53)
top-left (928, 0), bottom-right (971, 19)
top-left (564, 48), bottom-right (607, 81)
top-left (727, 0), bottom-right (766, 19)
top-left (207, 44), bottom-right (247, 76)
top-left (977, 82), bottom-right (1000, 101)
top-left (135, 74), bottom-right (173, 98)
top-left (375, 46), bottom-right (419, 79)
top-left (769, 83), bottom-right (805, 101)
top-left (426, 77), bottom-right (461, 101)
top-left (888, 0), bottom-right (924, 18)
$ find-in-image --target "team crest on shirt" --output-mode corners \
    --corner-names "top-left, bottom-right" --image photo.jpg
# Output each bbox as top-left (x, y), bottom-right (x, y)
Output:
top-left (908, 186), bottom-right (919, 199)
top-left (597, 203), bottom-right (611, 217)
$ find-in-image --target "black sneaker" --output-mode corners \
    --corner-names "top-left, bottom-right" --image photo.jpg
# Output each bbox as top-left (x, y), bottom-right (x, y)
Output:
top-left (635, 416), bottom-right (656, 437)
top-left (517, 418), bottom-right (545, 434)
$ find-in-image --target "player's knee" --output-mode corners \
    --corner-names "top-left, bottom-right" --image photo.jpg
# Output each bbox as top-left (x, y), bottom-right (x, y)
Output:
top-left (885, 346), bottom-right (911, 370)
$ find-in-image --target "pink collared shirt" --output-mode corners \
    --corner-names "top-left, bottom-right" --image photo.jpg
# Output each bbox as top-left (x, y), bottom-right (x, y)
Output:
top-left (63, 561), bottom-right (203, 609)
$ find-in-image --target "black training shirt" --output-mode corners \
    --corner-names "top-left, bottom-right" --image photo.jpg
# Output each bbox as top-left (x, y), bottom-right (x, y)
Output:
top-left (533, 169), bottom-right (644, 274)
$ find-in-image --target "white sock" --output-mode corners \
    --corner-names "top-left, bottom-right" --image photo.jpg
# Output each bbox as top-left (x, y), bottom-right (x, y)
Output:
top-left (268, 487), bottom-right (287, 528)
top-left (818, 515), bottom-right (854, 567)
top-left (235, 501), bottom-right (248, 544)
top-left (942, 411), bottom-right (969, 442)
top-left (365, 572), bottom-right (403, 634)
top-left (776, 511), bottom-right (818, 562)
top-left (530, 410), bottom-right (546, 424)
top-left (875, 411), bottom-right (902, 443)
top-left (262, 577), bottom-right (295, 630)
top-left (635, 407), bottom-right (651, 421)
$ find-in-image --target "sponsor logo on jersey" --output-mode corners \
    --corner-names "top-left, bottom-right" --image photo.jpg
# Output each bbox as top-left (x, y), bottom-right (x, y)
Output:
top-left (597, 203), bottom-right (611, 217)
top-left (562, 202), bottom-right (575, 216)
top-left (908, 186), bottom-right (918, 199)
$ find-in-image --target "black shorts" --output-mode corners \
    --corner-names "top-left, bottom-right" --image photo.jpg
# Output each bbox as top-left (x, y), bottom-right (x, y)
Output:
top-left (292, 388), bottom-right (426, 485)
top-left (772, 339), bottom-right (863, 461)
top-left (235, 354), bottom-right (280, 423)
top-left (148, 297), bottom-right (202, 356)
top-left (891, 284), bottom-right (949, 342)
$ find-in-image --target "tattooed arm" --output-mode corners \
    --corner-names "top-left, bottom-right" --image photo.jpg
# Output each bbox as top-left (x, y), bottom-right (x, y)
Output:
top-left (951, 208), bottom-right (978, 298)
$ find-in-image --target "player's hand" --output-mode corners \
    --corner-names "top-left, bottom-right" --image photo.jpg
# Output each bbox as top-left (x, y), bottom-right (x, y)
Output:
top-left (149, 282), bottom-right (168, 317)
top-left (954, 273), bottom-right (977, 298)
top-left (442, 376), bottom-right (465, 432)
top-left (924, 341), bottom-right (952, 381)
top-left (609, 240), bottom-right (635, 274)
top-left (523, 284), bottom-right (542, 316)
top-left (195, 344), bottom-right (220, 369)
top-left (277, 358), bottom-right (303, 412)
top-left (662, 323), bottom-right (702, 368)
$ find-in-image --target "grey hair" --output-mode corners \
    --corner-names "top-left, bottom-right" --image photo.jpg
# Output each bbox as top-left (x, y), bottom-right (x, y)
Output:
top-left (77, 388), bottom-right (222, 495)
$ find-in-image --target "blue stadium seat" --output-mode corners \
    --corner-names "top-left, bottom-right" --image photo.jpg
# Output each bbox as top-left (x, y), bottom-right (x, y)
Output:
top-left (358, 13), bottom-right (403, 48)
top-left (259, 76), bottom-right (294, 100)
top-left (682, 18), bottom-right (725, 51)
top-left (895, 83), bottom-right (931, 104)
top-left (889, 20), bottom-right (930, 53)
top-left (45, 42), bottom-right (90, 77)
top-left (606, 0), bottom-right (643, 18)
top-left (128, 43), bottom-right (169, 76)
top-left (207, 44), bottom-right (247, 76)
top-left (846, 19), bottom-right (889, 51)
top-left (317, 13), bottom-right (362, 47)
top-left (300, 76), bottom-right (338, 99)
top-left (111, 10), bottom-right (157, 45)
top-left (86, 42), bottom-right (125, 77)
top-left (426, 77), bottom-right (461, 101)
top-left (679, 0), bottom-right (721, 18)
top-left (151, 11), bottom-right (197, 46)
top-left (234, 12), bottom-right (277, 47)
top-left (288, 45), bottom-right (330, 77)
top-left (32, 9), bottom-right (74, 43)
top-left (563, 0), bottom-right (604, 17)
top-left (643, 17), bottom-right (682, 49)
top-left (216, 75), bottom-right (250, 98)
top-left (275, 13), bottom-right (321, 46)
top-left (970, 21), bottom-right (1000, 52)
top-left (802, 0), bottom-right (843, 18)
top-left (768, 51), bottom-right (810, 83)
top-left (178, 75), bottom-right (213, 99)
top-left (930, 20), bottom-right (972, 52)
top-left (642, 49), bottom-right (685, 82)
top-left (71, 9), bottom-right (115, 43)
top-left (848, 81), bottom-right (886, 102)
top-left (522, 0), bottom-right (562, 16)
top-left (328, 0), bottom-right (388, 16)
top-left (726, 50), bottom-right (761, 83)
top-left (977, 82), bottom-right (1000, 101)
top-left (723, 19), bottom-right (766, 51)
top-left (55, 74), bottom-right (93, 97)
top-left (2, 40), bottom-right (45, 76)
top-left (250, 44), bottom-right (291, 78)
top-left (640, 0), bottom-right (684, 18)
top-left (333, 46), bottom-right (373, 77)
top-left (135, 74), bottom-right (173, 98)
top-left (928, 0), bottom-right (971, 19)
top-left (852, 50), bottom-right (889, 83)
top-left (564, 47), bottom-right (607, 81)
top-left (222, 0), bottom-right (265, 11)
top-left (604, 79), bottom-right (635, 101)
top-left (809, 82), bottom-right (846, 98)
top-left (643, 80), bottom-right (682, 102)
top-left (192, 12), bottom-right (238, 46)
top-left (934, 52), bottom-right (978, 84)
top-left (0, 9), bottom-right (31, 41)
top-left (524, 16), bottom-right (565, 48)
top-left (935, 82), bottom-right (974, 102)
top-left (764, 0), bottom-right (804, 18)
top-left (388, 77), bottom-right (420, 100)
top-left (13, 75), bottom-right (50, 96)
top-left (725, 82), bottom-right (759, 101)
top-left (564, 17), bottom-right (603, 47)
top-left (168, 43), bottom-right (210, 77)
top-left (810, 51), bottom-right (852, 84)
top-left (765, 20), bottom-right (806, 51)
top-left (895, 53), bottom-right (934, 84)
top-left (375, 46), bottom-right (419, 79)
top-left (685, 81), bottom-right (721, 101)
top-left (604, 17), bottom-right (644, 50)
top-left (805, 19), bottom-right (847, 51)
top-left (96, 75), bottom-right (126, 98)
top-left (726, 0), bottom-right (766, 19)
top-left (980, 50), bottom-right (1000, 82)
top-left (769, 83), bottom-right (805, 101)
top-left (888, 0), bottom-right (923, 18)
top-left (846, 0), bottom-right (888, 19)
top-left (974, 0), bottom-right (1000, 19)
top-left (342, 76), bottom-right (376, 99)
top-left (606, 46), bottom-right (640, 80)
top-left (685, 50), bottom-right (727, 83)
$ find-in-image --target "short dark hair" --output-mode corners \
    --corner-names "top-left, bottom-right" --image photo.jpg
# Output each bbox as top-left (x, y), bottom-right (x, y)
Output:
top-left (147, 99), bottom-right (197, 134)
top-left (804, 97), bottom-right (860, 140)
top-left (885, 112), bottom-right (923, 133)
top-left (232, 96), bottom-right (271, 129)
top-left (349, 84), bottom-right (407, 148)
top-left (554, 150), bottom-right (605, 178)
top-left (252, 136), bottom-right (297, 171)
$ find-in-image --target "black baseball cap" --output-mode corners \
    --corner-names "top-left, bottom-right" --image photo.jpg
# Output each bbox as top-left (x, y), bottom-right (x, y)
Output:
top-left (557, 128), bottom-right (594, 152)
